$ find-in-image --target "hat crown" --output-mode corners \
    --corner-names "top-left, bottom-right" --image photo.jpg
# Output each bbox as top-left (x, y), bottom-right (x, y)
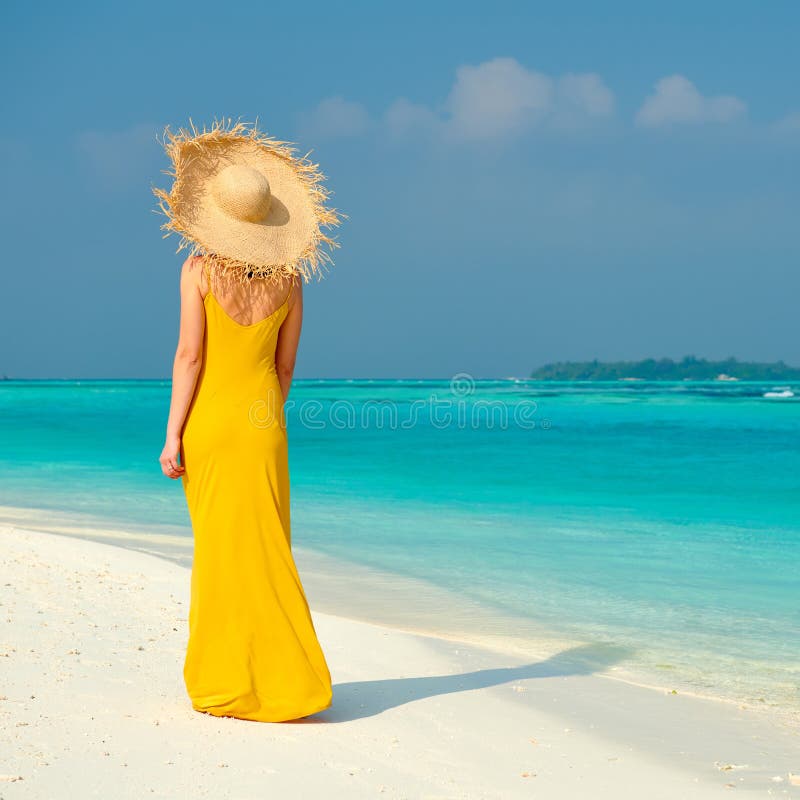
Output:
top-left (212, 164), bottom-right (271, 223)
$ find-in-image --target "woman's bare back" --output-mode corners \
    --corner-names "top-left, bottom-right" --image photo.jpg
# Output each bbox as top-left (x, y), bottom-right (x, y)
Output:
top-left (194, 255), bottom-right (295, 326)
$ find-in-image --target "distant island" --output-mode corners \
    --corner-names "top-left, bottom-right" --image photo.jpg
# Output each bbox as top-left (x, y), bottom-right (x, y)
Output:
top-left (530, 356), bottom-right (800, 381)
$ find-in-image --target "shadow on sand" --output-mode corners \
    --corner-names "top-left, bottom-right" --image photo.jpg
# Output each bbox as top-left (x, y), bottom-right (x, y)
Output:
top-left (297, 641), bottom-right (633, 724)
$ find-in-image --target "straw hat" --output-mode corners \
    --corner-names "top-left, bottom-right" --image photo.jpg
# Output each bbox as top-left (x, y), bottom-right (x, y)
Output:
top-left (152, 117), bottom-right (343, 283)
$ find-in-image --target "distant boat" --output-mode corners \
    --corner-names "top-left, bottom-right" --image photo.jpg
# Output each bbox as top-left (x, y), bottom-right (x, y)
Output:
top-left (763, 387), bottom-right (795, 398)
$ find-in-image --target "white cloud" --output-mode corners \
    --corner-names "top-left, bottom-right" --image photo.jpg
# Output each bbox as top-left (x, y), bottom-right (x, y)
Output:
top-left (76, 123), bottom-right (161, 188)
top-left (635, 75), bottom-right (746, 127)
top-left (297, 95), bottom-right (370, 139)
top-left (558, 73), bottom-right (615, 117)
top-left (412, 58), bottom-right (615, 142)
top-left (550, 72), bottom-right (616, 131)
top-left (443, 57), bottom-right (555, 141)
top-left (302, 59), bottom-right (615, 146)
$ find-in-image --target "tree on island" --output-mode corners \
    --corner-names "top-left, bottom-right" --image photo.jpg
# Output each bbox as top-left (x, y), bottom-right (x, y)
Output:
top-left (529, 356), bottom-right (800, 381)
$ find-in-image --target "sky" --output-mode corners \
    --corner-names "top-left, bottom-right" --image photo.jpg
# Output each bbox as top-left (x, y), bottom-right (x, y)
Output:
top-left (1, 0), bottom-right (798, 379)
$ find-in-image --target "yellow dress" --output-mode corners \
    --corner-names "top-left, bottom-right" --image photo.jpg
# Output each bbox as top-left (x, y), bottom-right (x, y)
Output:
top-left (179, 266), bottom-right (333, 722)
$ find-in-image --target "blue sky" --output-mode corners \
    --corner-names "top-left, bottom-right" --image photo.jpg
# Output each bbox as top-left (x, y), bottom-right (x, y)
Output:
top-left (2, 0), bottom-right (798, 378)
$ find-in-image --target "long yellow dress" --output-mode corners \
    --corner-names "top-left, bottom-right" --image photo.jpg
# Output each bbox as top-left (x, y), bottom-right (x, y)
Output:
top-left (179, 264), bottom-right (333, 722)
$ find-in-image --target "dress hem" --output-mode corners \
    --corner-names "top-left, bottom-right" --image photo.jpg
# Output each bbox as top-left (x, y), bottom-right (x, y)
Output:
top-left (189, 695), bottom-right (333, 723)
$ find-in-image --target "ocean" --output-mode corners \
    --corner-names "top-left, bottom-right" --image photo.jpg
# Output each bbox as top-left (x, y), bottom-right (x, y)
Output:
top-left (1, 378), bottom-right (798, 723)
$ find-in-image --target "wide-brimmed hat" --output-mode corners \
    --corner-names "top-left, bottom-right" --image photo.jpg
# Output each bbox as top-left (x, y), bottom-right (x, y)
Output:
top-left (152, 117), bottom-right (343, 282)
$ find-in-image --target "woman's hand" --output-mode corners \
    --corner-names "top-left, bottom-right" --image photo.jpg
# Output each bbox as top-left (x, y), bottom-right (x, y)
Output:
top-left (159, 435), bottom-right (185, 479)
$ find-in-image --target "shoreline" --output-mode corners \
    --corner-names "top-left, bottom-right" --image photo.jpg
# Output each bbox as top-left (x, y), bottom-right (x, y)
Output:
top-left (0, 503), bottom-right (797, 734)
top-left (1, 523), bottom-right (799, 797)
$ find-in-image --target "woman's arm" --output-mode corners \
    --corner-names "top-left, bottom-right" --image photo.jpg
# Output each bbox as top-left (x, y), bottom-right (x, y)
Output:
top-left (159, 256), bottom-right (206, 479)
top-left (275, 276), bottom-right (303, 402)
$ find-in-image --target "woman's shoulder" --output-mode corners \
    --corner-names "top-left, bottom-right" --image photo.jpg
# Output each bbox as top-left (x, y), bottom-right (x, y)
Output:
top-left (183, 254), bottom-right (206, 269)
top-left (180, 254), bottom-right (205, 273)
top-left (180, 254), bottom-right (208, 288)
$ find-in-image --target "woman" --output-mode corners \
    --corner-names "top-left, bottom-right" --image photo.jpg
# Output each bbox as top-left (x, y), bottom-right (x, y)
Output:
top-left (152, 119), bottom-right (342, 722)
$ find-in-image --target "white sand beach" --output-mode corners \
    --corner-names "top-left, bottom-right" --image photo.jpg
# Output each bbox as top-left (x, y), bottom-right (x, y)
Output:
top-left (1, 523), bottom-right (798, 799)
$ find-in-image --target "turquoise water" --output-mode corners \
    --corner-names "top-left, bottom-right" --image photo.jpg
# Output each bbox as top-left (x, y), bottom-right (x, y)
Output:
top-left (1, 379), bottom-right (798, 718)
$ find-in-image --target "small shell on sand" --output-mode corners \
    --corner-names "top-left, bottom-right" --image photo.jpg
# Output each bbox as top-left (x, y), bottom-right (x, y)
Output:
top-left (715, 762), bottom-right (748, 771)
